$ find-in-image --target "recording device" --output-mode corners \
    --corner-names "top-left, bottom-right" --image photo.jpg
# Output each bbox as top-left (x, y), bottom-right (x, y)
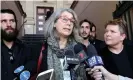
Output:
top-left (13, 66), bottom-right (30, 80)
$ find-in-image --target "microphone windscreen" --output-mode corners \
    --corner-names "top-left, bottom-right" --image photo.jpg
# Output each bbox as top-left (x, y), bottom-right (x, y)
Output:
top-left (14, 65), bottom-right (24, 74)
top-left (87, 56), bottom-right (104, 68)
top-left (64, 50), bottom-right (79, 65)
top-left (20, 70), bottom-right (30, 80)
top-left (77, 50), bottom-right (88, 63)
top-left (65, 50), bottom-right (74, 56)
top-left (74, 44), bottom-right (88, 62)
top-left (74, 43), bottom-right (84, 54)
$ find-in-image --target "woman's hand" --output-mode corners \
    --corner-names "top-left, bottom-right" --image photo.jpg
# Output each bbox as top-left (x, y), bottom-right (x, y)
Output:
top-left (86, 66), bottom-right (119, 80)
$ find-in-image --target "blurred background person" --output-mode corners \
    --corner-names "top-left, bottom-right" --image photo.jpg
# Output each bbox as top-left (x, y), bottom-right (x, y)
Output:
top-left (79, 19), bottom-right (97, 80)
top-left (79, 19), bottom-right (97, 54)
top-left (89, 22), bottom-right (105, 54)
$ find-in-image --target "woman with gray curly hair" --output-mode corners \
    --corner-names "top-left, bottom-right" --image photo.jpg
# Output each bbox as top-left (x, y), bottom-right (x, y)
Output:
top-left (32, 8), bottom-right (89, 80)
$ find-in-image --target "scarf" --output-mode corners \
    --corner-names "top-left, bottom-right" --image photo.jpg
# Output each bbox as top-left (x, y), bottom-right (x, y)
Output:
top-left (47, 37), bottom-right (76, 80)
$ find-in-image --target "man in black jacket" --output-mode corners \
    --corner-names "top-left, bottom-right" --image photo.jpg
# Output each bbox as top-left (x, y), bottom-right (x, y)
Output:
top-left (89, 22), bottom-right (105, 54)
top-left (1, 9), bottom-right (36, 80)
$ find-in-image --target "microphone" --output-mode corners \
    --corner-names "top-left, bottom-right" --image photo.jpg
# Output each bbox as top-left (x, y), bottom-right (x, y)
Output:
top-left (14, 66), bottom-right (31, 80)
top-left (74, 43), bottom-right (103, 66)
top-left (14, 66), bottom-right (24, 74)
top-left (74, 43), bottom-right (105, 79)
top-left (74, 44), bottom-right (88, 65)
top-left (87, 56), bottom-right (104, 80)
top-left (14, 66), bottom-right (24, 73)
top-left (14, 65), bottom-right (25, 80)
top-left (19, 70), bottom-right (30, 80)
top-left (60, 50), bottom-right (79, 80)
top-left (63, 50), bottom-right (79, 70)
top-left (87, 56), bottom-right (104, 68)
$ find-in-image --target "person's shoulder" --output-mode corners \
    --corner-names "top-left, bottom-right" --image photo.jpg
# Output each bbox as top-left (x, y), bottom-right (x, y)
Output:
top-left (88, 43), bottom-right (98, 54)
top-left (124, 44), bottom-right (133, 52)
top-left (15, 39), bottom-right (26, 47)
top-left (124, 45), bottom-right (133, 61)
top-left (124, 39), bottom-right (133, 46)
top-left (99, 45), bottom-right (108, 55)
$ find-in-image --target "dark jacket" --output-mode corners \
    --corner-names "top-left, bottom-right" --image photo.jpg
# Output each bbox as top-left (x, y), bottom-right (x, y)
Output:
top-left (1, 39), bottom-right (36, 80)
top-left (31, 42), bottom-right (48, 73)
top-left (90, 39), bottom-right (105, 54)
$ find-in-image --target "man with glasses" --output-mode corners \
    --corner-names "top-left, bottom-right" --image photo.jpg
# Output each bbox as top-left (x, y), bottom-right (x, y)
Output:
top-left (1, 9), bottom-right (36, 80)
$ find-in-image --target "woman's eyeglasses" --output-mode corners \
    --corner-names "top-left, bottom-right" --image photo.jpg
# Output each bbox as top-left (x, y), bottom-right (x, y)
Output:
top-left (59, 16), bottom-right (75, 25)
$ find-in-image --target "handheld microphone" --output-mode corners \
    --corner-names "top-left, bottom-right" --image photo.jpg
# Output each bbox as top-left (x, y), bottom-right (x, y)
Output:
top-left (74, 43), bottom-right (103, 66)
top-left (14, 66), bottom-right (31, 80)
top-left (87, 56), bottom-right (104, 68)
top-left (14, 65), bottom-right (25, 80)
top-left (74, 43), bottom-right (88, 65)
top-left (14, 66), bottom-right (24, 74)
top-left (63, 50), bottom-right (79, 70)
top-left (60, 50), bottom-right (79, 80)
top-left (20, 70), bottom-right (30, 80)
top-left (87, 56), bottom-right (105, 80)
top-left (74, 43), bottom-right (105, 80)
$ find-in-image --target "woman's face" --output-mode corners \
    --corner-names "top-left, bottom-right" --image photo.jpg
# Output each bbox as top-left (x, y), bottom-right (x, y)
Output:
top-left (55, 11), bottom-right (75, 38)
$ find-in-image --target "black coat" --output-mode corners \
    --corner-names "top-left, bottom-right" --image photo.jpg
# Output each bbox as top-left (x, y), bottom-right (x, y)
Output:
top-left (90, 39), bottom-right (105, 54)
top-left (1, 39), bottom-right (36, 80)
top-left (31, 42), bottom-right (48, 73)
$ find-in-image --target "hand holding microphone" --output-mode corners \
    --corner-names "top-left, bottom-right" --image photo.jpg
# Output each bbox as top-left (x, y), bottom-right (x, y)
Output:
top-left (87, 56), bottom-right (105, 80)
top-left (86, 56), bottom-right (133, 80)
top-left (90, 66), bottom-right (119, 80)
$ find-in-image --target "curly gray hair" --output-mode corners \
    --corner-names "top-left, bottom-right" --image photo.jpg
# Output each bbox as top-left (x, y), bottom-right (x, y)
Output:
top-left (44, 8), bottom-right (82, 43)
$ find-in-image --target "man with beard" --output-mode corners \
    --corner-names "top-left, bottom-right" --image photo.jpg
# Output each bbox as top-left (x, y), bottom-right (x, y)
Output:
top-left (89, 23), bottom-right (105, 54)
top-left (79, 19), bottom-right (97, 53)
top-left (79, 19), bottom-right (97, 80)
top-left (1, 9), bottom-right (36, 80)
